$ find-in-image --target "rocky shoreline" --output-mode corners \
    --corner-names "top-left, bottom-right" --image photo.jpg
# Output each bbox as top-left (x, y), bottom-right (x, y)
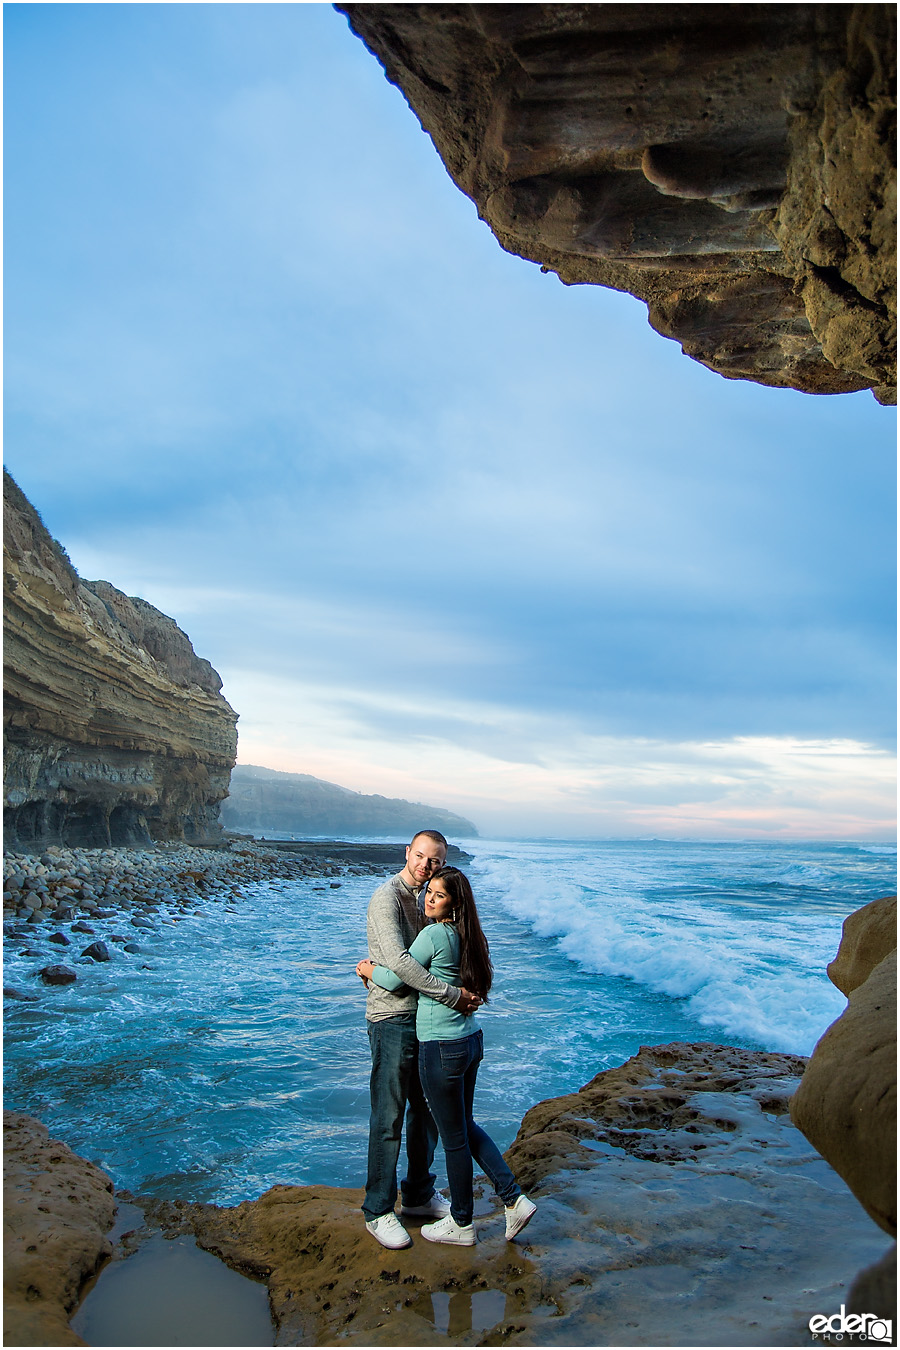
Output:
top-left (4, 866), bottom-right (895, 1346)
top-left (2, 837), bottom-right (470, 995)
top-left (4, 1041), bottom-right (894, 1348)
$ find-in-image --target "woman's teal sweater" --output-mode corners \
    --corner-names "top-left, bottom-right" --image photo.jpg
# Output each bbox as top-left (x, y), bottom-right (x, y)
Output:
top-left (371, 922), bottom-right (474, 1041)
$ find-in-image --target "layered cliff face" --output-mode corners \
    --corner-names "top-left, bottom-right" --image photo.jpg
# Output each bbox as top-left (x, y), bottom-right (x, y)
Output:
top-left (3, 473), bottom-right (238, 850)
top-left (338, 3), bottom-right (896, 403)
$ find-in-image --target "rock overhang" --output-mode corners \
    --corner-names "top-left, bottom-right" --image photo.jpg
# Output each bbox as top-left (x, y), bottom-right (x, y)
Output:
top-left (337, 2), bottom-right (896, 404)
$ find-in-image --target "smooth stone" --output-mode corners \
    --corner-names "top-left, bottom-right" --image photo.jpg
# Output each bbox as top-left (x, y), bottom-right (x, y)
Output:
top-left (81, 942), bottom-right (111, 962)
top-left (71, 922), bottom-right (95, 934)
top-left (40, 965), bottom-right (77, 985)
top-left (791, 950), bottom-right (896, 1236)
top-left (828, 896), bottom-right (897, 996)
top-left (48, 932), bottom-right (71, 946)
top-left (123, 943), bottom-right (142, 954)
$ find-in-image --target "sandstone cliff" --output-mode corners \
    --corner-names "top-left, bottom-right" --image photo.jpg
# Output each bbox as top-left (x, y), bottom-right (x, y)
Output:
top-left (338, 3), bottom-right (896, 403)
top-left (222, 763), bottom-right (479, 838)
top-left (3, 472), bottom-right (238, 850)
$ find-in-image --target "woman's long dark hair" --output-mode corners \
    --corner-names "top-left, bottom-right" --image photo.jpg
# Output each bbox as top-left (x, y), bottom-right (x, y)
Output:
top-left (431, 866), bottom-right (493, 1002)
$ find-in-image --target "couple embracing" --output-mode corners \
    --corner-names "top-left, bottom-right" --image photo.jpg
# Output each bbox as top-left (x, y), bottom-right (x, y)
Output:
top-left (355, 830), bottom-right (536, 1249)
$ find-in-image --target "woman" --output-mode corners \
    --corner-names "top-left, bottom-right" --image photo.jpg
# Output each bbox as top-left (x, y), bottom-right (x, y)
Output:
top-left (356, 866), bottom-right (536, 1246)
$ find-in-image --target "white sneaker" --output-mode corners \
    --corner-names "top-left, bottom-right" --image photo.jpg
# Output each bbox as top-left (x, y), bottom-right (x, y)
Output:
top-left (420, 1214), bottom-right (476, 1246)
top-left (504, 1195), bottom-right (537, 1239)
top-left (365, 1213), bottom-right (412, 1249)
top-left (401, 1192), bottom-right (451, 1219)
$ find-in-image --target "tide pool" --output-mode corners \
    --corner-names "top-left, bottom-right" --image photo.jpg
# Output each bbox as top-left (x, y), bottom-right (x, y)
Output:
top-left (3, 837), bottom-right (894, 1206)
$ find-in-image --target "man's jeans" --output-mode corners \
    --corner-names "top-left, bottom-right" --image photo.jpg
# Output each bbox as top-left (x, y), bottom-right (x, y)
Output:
top-left (418, 1028), bottom-right (520, 1226)
top-left (363, 1014), bottom-right (438, 1220)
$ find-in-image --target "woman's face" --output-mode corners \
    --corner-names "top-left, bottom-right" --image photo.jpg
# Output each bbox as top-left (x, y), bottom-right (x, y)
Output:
top-left (424, 879), bottom-right (455, 922)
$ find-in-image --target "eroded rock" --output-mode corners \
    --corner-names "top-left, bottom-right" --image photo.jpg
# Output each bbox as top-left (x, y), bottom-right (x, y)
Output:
top-left (827, 893), bottom-right (897, 996)
top-left (172, 1042), bottom-right (890, 1345)
top-left (3, 1111), bottom-right (116, 1347)
top-left (338, 3), bottom-right (896, 402)
top-left (791, 948), bottom-right (897, 1237)
top-left (39, 965), bottom-right (78, 986)
top-left (80, 941), bottom-right (111, 963)
top-left (3, 471), bottom-right (238, 850)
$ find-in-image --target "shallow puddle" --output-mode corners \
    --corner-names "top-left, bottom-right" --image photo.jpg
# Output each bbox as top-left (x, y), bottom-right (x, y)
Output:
top-left (408, 1288), bottom-right (507, 1337)
top-left (70, 1231), bottom-right (274, 1346)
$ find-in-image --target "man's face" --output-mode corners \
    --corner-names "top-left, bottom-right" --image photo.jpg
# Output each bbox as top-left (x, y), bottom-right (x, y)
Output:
top-left (403, 835), bottom-right (447, 889)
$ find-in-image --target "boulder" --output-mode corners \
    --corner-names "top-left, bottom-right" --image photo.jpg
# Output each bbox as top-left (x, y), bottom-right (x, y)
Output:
top-left (81, 941), bottom-right (111, 963)
top-left (39, 965), bottom-right (77, 986)
top-left (828, 895), bottom-right (897, 995)
top-left (791, 897), bottom-right (897, 1238)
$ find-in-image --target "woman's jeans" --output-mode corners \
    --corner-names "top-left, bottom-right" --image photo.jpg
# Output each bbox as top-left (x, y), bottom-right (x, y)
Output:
top-left (418, 1028), bottom-right (520, 1226)
top-left (364, 1014), bottom-right (438, 1221)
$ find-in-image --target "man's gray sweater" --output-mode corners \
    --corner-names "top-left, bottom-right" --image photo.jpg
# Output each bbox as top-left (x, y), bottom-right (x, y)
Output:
top-left (365, 872), bottom-right (461, 1022)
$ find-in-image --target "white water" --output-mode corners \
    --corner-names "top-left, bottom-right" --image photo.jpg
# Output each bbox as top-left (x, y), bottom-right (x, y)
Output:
top-left (4, 836), bottom-right (894, 1206)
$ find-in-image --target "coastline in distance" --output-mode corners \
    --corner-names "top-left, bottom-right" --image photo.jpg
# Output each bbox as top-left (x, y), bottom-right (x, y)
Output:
top-left (221, 763), bottom-right (479, 839)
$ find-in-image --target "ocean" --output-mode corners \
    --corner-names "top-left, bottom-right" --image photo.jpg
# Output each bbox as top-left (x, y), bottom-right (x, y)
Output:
top-left (3, 836), bottom-right (895, 1207)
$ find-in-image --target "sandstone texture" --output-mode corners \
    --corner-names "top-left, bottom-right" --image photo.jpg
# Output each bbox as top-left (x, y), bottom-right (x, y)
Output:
top-left (223, 763), bottom-right (479, 838)
top-left (4, 471), bottom-right (238, 850)
top-left (826, 892), bottom-right (897, 996)
top-left (3, 1111), bottom-right (116, 1347)
top-left (338, 3), bottom-right (896, 403)
top-left (7, 1044), bottom-right (893, 1345)
top-left (790, 895), bottom-right (897, 1239)
top-left (155, 1042), bottom-right (891, 1346)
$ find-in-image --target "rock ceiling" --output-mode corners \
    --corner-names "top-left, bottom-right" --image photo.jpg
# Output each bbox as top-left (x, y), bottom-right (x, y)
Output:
top-left (339, 3), bottom-right (896, 403)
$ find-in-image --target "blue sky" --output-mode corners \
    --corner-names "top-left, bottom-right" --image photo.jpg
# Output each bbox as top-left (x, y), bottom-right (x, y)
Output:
top-left (4, 3), bottom-right (896, 838)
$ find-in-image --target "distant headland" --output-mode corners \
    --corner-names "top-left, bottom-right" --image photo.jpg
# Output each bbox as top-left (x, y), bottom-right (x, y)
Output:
top-left (221, 763), bottom-right (479, 839)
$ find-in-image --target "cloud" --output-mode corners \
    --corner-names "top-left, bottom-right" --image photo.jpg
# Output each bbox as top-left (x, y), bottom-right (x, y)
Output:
top-left (217, 664), bottom-right (895, 839)
top-left (4, 3), bottom-right (896, 839)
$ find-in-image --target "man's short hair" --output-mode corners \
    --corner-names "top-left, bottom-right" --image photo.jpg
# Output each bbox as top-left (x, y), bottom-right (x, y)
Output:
top-left (409, 829), bottom-right (448, 851)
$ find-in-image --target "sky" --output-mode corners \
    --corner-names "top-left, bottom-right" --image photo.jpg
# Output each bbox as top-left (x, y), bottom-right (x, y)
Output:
top-left (4, 2), bottom-right (897, 840)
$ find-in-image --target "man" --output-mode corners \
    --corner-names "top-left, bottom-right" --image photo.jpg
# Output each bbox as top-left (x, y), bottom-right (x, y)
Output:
top-left (361, 829), bottom-right (482, 1249)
